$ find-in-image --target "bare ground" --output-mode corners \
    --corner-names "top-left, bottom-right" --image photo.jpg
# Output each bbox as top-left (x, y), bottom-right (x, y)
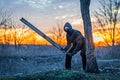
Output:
top-left (0, 45), bottom-right (120, 77)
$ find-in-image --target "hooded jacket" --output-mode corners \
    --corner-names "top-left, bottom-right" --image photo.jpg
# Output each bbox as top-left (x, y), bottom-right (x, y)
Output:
top-left (64, 22), bottom-right (85, 52)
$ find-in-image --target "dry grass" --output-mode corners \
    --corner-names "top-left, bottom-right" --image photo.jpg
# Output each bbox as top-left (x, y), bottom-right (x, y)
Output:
top-left (0, 44), bottom-right (120, 76)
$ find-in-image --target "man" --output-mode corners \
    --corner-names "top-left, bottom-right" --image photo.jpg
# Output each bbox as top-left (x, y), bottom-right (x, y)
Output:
top-left (62, 22), bottom-right (86, 70)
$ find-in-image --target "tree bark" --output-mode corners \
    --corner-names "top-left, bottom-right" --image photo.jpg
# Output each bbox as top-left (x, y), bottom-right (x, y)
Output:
top-left (80, 0), bottom-right (99, 73)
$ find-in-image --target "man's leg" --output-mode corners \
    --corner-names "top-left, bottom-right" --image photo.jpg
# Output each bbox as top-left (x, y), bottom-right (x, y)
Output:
top-left (65, 45), bottom-right (80, 69)
top-left (65, 54), bottom-right (72, 69)
top-left (80, 49), bottom-right (86, 70)
top-left (65, 46), bottom-right (75, 69)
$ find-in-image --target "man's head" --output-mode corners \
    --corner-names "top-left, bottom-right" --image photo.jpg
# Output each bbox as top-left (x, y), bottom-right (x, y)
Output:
top-left (64, 22), bottom-right (72, 32)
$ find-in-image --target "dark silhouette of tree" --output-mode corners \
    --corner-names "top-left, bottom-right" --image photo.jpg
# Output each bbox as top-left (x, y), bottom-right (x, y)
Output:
top-left (94, 0), bottom-right (120, 46)
top-left (12, 25), bottom-right (30, 46)
top-left (48, 22), bottom-right (65, 45)
top-left (0, 8), bottom-right (30, 47)
top-left (0, 8), bottom-right (12, 45)
top-left (80, 0), bottom-right (99, 72)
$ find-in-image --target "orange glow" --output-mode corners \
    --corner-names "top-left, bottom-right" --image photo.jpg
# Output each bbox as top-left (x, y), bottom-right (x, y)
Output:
top-left (93, 32), bottom-right (104, 43)
top-left (0, 28), bottom-right (66, 45)
top-left (93, 22), bottom-right (120, 46)
top-left (0, 25), bottom-right (120, 46)
top-left (93, 32), bottom-right (105, 46)
top-left (0, 28), bottom-right (103, 46)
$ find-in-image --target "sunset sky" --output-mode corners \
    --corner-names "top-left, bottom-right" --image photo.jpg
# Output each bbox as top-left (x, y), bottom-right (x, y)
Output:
top-left (0, 0), bottom-right (99, 31)
top-left (1, 0), bottom-right (119, 46)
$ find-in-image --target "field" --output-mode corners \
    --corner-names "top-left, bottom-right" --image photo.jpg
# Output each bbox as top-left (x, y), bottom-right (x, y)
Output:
top-left (0, 44), bottom-right (120, 79)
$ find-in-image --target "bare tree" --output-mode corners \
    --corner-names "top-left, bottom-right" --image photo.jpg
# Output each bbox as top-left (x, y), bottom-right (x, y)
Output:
top-left (0, 8), bottom-right (12, 45)
top-left (94, 0), bottom-right (120, 46)
top-left (12, 24), bottom-right (30, 46)
top-left (48, 22), bottom-right (65, 45)
top-left (0, 9), bottom-right (31, 47)
top-left (80, 0), bottom-right (99, 72)
top-left (25, 30), bottom-right (38, 44)
top-left (0, 9), bottom-right (12, 26)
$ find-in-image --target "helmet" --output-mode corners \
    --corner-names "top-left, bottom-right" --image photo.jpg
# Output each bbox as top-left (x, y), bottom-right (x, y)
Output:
top-left (64, 22), bottom-right (72, 32)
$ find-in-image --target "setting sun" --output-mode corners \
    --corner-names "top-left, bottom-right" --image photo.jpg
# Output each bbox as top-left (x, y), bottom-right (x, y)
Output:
top-left (93, 32), bottom-right (105, 46)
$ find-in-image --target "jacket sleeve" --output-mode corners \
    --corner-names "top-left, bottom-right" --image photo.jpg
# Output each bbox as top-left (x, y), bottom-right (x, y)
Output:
top-left (64, 34), bottom-right (71, 52)
top-left (69, 31), bottom-right (76, 43)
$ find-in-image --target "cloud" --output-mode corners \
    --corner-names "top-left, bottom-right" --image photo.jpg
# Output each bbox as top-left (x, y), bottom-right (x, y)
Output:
top-left (58, 5), bottom-right (64, 9)
top-left (14, 0), bottom-right (52, 9)
top-left (71, 19), bottom-right (82, 25)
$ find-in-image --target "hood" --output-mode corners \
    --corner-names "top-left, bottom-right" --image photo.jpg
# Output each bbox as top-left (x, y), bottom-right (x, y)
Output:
top-left (64, 22), bottom-right (72, 32)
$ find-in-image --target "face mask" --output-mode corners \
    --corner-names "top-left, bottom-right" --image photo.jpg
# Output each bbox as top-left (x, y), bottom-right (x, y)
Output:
top-left (64, 27), bottom-right (70, 32)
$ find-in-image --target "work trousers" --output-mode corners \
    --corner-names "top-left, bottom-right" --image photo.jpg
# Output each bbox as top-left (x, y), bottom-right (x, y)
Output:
top-left (65, 43), bottom-right (86, 70)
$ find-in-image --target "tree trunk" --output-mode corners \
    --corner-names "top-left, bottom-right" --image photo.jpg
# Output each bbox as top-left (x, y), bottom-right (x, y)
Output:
top-left (80, 0), bottom-right (99, 73)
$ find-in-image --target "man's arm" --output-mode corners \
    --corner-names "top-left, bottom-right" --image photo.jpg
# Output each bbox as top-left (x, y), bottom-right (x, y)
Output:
top-left (63, 34), bottom-right (71, 52)
top-left (69, 31), bottom-right (76, 43)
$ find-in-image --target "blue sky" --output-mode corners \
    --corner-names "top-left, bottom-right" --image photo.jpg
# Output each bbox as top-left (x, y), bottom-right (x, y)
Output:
top-left (0, 0), bottom-right (99, 31)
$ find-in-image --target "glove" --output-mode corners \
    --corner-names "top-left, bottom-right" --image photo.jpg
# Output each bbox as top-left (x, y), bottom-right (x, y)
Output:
top-left (60, 48), bottom-right (66, 53)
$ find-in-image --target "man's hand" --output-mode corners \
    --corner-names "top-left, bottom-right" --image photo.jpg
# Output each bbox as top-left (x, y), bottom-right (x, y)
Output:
top-left (61, 48), bottom-right (66, 53)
